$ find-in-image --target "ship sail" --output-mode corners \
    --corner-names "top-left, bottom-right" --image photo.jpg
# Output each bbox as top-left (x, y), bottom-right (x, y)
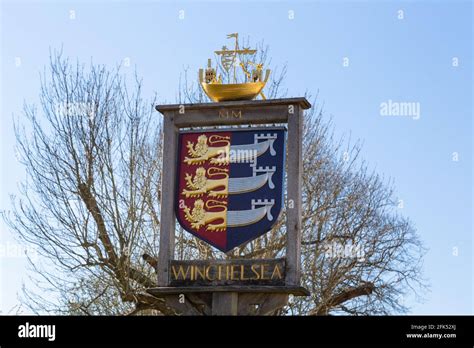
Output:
top-left (218, 47), bottom-right (235, 72)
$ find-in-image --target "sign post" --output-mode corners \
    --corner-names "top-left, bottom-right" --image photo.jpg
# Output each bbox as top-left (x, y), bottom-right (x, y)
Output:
top-left (148, 98), bottom-right (311, 315)
top-left (147, 34), bottom-right (310, 315)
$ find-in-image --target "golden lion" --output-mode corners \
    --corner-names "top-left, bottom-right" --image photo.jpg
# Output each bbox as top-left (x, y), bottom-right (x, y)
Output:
top-left (182, 167), bottom-right (229, 198)
top-left (182, 199), bottom-right (227, 232)
top-left (184, 134), bottom-right (230, 165)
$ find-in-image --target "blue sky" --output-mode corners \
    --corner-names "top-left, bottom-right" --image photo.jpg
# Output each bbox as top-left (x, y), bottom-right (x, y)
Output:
top-left (0, 0), bottom-right (472, 314)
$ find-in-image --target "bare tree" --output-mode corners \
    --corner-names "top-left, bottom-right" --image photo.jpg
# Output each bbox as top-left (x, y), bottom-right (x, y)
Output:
top-left (4, 51), bottom-right (176, 315)
top-left (3, 45), bottom-right (426, 316)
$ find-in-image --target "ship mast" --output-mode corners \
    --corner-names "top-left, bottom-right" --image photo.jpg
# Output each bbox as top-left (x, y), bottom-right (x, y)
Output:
top-left (214, 33), bottom-right (256, 83)
top-left (232, 33), bottom-right (239, 83)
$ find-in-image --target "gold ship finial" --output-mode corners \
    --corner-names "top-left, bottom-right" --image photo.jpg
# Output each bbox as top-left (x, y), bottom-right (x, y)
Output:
top-left (199, 33), bottom-right (270, 102)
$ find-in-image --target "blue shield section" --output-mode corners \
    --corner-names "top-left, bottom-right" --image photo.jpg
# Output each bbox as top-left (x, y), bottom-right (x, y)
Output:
top-left (226, 128), bottom-right (286, 250)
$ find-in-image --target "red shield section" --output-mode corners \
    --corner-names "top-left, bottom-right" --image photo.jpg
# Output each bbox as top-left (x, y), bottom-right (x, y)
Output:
top-left (176, 131), bottom-right (231, 251)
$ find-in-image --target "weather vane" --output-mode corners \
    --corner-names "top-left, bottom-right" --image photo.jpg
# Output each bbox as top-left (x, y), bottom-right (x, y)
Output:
top-left (199, 33), bottom-right (271, 102)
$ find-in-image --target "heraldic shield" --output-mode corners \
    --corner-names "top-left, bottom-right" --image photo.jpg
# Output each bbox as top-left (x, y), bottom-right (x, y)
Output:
top-left (175, 127), bottom-right (286, 252)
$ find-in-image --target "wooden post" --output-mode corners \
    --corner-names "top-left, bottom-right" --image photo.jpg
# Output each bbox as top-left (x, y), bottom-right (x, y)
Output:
top-left (157, 111), bottom-right (177, 286)
top-left (285, 104), bottom-right (303, 285)
top-left (212, 292), bottom-right (238, 315)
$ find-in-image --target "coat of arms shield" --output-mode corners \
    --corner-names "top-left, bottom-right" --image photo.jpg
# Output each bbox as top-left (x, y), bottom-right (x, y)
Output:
top-left (175, 127), bottom-right (286, 252)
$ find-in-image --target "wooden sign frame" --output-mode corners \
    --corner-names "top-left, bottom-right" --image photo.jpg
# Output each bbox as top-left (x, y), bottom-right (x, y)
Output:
top-left (149, 97), bottom-right (311, 315)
